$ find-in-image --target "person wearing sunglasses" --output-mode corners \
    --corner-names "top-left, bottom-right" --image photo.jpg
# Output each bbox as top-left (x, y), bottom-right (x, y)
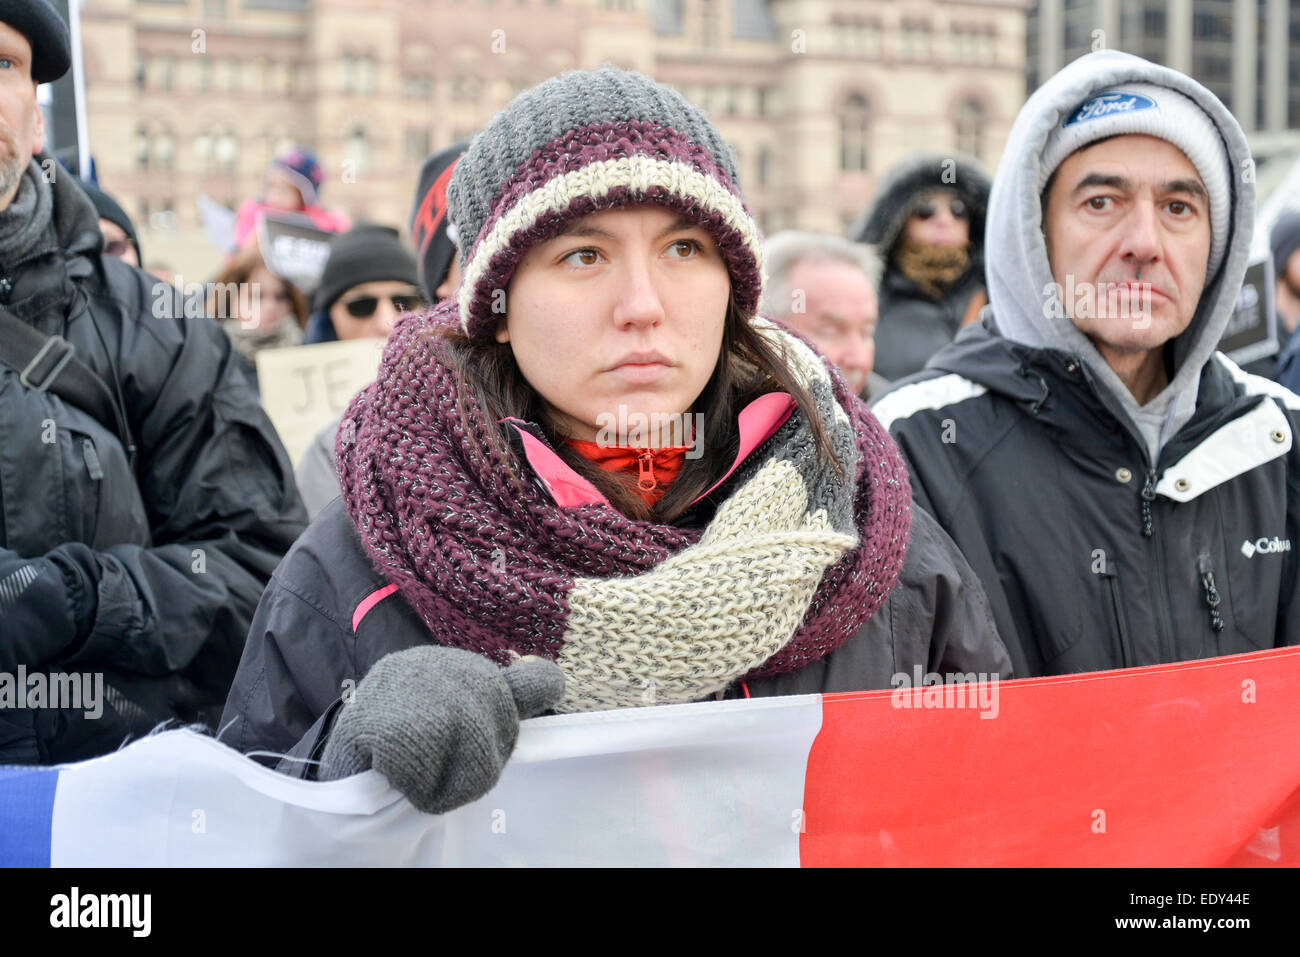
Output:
top-left (850, 152), bottom-right (991, 381)
top-left (297, 223), bottom-right (425, 517)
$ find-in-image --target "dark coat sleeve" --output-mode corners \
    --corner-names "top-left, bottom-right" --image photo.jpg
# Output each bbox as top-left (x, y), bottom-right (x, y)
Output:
top-left (53, 267), bottom-right (308, 701)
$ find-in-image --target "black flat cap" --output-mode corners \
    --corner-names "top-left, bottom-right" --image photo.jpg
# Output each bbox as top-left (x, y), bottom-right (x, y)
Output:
top-left (0, 0), bottom-right (71, 83)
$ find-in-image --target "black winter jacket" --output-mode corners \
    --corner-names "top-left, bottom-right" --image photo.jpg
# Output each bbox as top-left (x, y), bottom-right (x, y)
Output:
top-left (0, 167), bottom-right (307, 764)
top-left (873, 266), bottom-right (983, 382)
top-left (221, 492), bottom-right (1012, 778)
top-left (873, 317), bottom-right (1300, 678)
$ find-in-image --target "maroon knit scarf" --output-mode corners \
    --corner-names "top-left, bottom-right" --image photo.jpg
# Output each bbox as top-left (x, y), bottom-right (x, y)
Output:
top-left (336, 303), bottom-right (912, 700)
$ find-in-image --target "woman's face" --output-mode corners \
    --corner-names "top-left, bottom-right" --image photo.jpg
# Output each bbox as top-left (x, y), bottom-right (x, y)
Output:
top-left (498, 205), bottom-right (731, 444)
top-left (242, 264), bottom-right (295, 331)
top-left (900, 189), bottom-right (971, 247)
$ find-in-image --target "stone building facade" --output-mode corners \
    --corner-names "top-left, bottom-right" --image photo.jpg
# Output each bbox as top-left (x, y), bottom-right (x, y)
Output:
top-left (80, 0), bottom-right (1027, 278)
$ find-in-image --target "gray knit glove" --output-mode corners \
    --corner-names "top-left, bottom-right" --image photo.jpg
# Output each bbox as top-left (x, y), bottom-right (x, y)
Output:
top-left (318, 645), bottom-right (565, 814)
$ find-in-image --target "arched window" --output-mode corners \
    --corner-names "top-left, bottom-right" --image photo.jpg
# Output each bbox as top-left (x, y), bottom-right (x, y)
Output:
top-left (954, 98), bottom-right (986, 161)
top-left (215, 129), bottom-right (239, 175)
top-left (194, 132), bottom-right (213, 173)
top-left (839, 94), bottom-right (871, 172)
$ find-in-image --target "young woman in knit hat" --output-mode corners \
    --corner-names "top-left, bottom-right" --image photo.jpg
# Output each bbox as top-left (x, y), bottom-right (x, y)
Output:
top-left (221, 67), bottom-right (1010, 814)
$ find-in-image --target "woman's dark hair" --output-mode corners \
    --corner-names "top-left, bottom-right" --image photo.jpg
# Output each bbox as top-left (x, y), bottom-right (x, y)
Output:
top-left (425, 292), bottom-right (841, 524)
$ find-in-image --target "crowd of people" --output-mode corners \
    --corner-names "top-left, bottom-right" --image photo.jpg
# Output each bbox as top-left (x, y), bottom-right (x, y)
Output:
top-left (1, 0), bottom-right (1297, 820)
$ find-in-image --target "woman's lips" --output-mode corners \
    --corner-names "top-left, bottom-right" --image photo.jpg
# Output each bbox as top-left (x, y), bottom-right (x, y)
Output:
top-left (607, 361), bottom-right (672, 385)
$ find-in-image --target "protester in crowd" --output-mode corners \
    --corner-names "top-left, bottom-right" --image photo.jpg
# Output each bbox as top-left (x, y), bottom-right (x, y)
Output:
top-left (0, 1), bottom-right (307, 764)
top-left (761, 231), bottom-right (888, 400)
top-left (295, 224), bottom-right (425, 517)
top-left (410, 141), bottom-right (469, 302)
top-left (207, 240), bottom-right (309, 369)
top-left (851, 152), bottom-right (990, 381)
top-left (873, 50), bottom-right (1300, 678)
top-left (79, 180), bottom-right (141, 268)
top-left (221, 66), bottom-right (1011, 812)
top-left (232, 145), bottom-right (350, 252)
top-left (1270, 211), bottom-right (1300, 392)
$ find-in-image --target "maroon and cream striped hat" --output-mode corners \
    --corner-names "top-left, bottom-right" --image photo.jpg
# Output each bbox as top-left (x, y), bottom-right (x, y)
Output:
top-left (445, 65), bottom-right (764, 341)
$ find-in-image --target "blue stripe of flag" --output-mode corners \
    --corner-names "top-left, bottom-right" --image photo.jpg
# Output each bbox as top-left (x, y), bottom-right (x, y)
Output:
top-left (0, 765), bottom-right (58, 867)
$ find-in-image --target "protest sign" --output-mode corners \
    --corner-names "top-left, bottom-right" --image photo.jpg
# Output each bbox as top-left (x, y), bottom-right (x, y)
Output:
top-left (256, 338), bottom-right (383, 467)
top-left (1219, 257), bottom-right (1278, 367)
top-left (256, 210), bottom-right (334, 293)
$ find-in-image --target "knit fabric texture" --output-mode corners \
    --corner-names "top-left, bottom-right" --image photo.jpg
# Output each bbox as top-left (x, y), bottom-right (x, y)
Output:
top-left (336, 301), bottom-right (912, 713)
top-left (446, 66), bottom-right (763, 341)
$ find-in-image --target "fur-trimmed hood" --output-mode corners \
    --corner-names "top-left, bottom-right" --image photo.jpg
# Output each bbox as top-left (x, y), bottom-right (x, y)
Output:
top-left (850, 151), bottom-right (992, 258)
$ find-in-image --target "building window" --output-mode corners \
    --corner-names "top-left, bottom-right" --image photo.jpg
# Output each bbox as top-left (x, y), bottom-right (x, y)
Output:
top-left (341, 54), bottom-right (355, 94)
top-left (839, 94), bottom-right (871, 172)
top-left (357, 54), bottom-right (378, 95)
top-left (451, 74), bottom-right (481, 101)
top-left (194, 132), bottom-right (213, 173)
top-left (215, 130), bottom-right (239, 175)
top-left (154, 127), bottom-right (175, 170)
top-left (954, 98), bottom-right (986, 160)
top-left (135, 125), bottom-right (150, 170)
top-left (901, 18), bottom-right (932, 62)
top-left (135, 57), bottom-right (146, 91)
top-left (700, 0), bottom-right (717, 48)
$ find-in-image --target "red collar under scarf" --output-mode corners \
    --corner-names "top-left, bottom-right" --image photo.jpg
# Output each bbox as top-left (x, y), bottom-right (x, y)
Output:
top-left (566, 440), bottom-right (691, 506)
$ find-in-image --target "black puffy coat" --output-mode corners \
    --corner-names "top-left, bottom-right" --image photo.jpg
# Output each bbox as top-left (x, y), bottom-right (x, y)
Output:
top-left (0, 164), bottom-right (307, 764)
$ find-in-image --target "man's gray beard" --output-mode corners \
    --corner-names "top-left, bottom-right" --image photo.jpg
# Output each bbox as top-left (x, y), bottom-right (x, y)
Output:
top-left (0, 151), bottom-right (24, 206)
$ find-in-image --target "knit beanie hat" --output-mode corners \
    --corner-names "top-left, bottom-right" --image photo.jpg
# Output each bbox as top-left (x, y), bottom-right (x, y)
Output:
top-left (80, 180), bottom-right (142, 262)
top-left (1040, 82), bottom-right (1232, 281)
top-left (270, 145), bottom-right (325, 206)
top-left (1271, 211), bottom-right (1300, 281)
top-left (446, 65), bottom-right (763, 341)
top-left (410, 141), bottom-right (468, 301)
top-left (0, 0), bottom-right (71, 83)
top-left (311, 223), bottom-right (419, 314)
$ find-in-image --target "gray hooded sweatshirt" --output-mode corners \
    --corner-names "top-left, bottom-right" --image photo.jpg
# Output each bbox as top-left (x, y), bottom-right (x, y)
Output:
top-left (986, 49), bottom-right (1255, 462)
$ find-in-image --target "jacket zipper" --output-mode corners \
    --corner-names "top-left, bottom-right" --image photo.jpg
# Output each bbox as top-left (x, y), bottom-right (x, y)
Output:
top-left (1141, 468), bottom-right (1177, 663)
top-left (1101, 568), bottom-right (1133, 668)
top-left (1196, 554), bottom-right (1225, 640)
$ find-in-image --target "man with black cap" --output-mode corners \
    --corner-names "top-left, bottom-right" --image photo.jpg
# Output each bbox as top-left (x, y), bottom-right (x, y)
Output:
top-left (0, 0), bottom-right (307, 763)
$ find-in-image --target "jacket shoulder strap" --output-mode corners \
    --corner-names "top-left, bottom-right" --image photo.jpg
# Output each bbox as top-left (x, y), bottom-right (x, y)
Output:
top-left (0, 304), bottom-right (134, 456)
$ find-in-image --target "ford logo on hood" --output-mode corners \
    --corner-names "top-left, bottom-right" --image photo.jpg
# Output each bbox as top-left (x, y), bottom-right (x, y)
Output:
top-left (1063, 91), bottom-right (1158, 127)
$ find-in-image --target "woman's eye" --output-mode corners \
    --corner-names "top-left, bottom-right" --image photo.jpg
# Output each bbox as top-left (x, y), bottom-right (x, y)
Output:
top-left (562, 248), bottom-right (601, 266)
top-left (668, 239), bottom-right (700, 258)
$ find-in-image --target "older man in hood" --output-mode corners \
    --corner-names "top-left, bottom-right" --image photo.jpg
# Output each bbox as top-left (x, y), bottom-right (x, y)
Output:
top-left (873, 51), bottom-right (1300, 677)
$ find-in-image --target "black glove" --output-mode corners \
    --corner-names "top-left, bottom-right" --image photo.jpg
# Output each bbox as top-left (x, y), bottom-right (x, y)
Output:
top-left (318, 645), bottom-right (565, 814)
top-left (0, 544), bottom-right (97, 670)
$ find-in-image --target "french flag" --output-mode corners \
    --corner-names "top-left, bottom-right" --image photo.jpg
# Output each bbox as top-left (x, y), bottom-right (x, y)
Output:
top-left (2, 646), bottom-right (1297, 866)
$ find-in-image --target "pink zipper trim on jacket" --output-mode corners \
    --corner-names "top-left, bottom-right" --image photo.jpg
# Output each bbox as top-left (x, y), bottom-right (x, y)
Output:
top-left (352, 583), bottom-right (399, 632)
